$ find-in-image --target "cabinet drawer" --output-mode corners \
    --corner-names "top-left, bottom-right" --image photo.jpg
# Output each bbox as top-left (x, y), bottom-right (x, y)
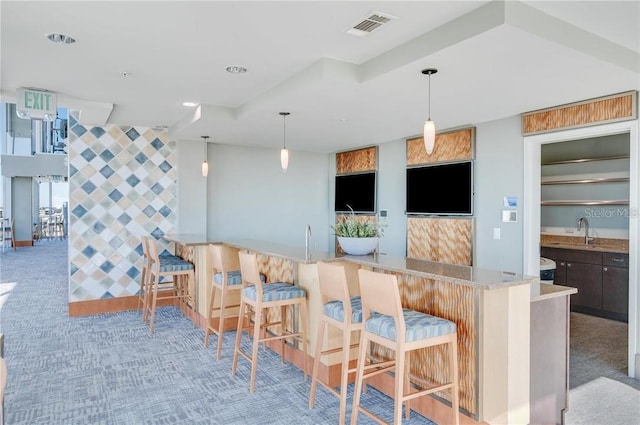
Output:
top-left (603, 252), bottom-right (629, 268)
top-left (540, 247), bottom-right (602, 265)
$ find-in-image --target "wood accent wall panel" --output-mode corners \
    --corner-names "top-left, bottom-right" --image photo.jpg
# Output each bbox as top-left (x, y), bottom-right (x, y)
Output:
top-left (336, 146), bottom-right (377, 174)
top-left (334, 214), bottom-right (377, 254)
top-left (407, 128), bottom-right (474, 166)
top-left (369, 272), bottom-right (478, 415)
top-left (522, 91), bottom-right (637, 135)
top-left (407, 217), bottom-right (473, 266)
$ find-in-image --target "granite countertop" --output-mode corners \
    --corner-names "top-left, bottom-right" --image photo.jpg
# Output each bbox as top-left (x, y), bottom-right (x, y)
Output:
top-left (531, 282), bottom-right (577, 302)
top-left (223, 239), bottom-right (537, 291)
top-left (162, 233), bottom-right (221, 246)
top-left (540, 235), bottom-right (629, 254)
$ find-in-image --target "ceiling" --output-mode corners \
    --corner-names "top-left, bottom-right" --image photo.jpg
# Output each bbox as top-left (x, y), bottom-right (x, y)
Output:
top-left (1, 1), bottom-right (639, 154)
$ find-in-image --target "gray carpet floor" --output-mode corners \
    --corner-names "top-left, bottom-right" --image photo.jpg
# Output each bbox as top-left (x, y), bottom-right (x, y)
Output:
top-left (570, 312), bottom-right (640, 390)
top-left (0, 240), bottom-right (436, 425)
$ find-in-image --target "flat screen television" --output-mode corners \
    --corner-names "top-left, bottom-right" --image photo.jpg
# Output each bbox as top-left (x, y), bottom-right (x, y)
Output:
top-left (406, 161), bottom-right (473, 215)
top-left (335, 172), bottom-right (376, 213)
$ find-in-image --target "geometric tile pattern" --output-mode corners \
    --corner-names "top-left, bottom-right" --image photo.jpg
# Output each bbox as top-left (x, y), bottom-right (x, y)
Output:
top-left (67, 111), bottom-right (176, 302)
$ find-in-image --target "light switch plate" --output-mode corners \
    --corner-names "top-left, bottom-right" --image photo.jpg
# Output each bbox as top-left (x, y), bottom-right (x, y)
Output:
top-left (493, 227), bottom-right (501, 240)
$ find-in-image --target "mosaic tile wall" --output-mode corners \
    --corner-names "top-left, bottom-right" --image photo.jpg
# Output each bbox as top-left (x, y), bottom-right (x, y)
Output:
top-left (68, 112), bottom-right (177, 302)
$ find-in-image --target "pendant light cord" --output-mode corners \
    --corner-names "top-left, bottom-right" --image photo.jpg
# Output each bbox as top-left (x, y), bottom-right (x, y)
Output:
top-left (427, 73), bottom-right (431, 120)
top-left (279, 112), bottom-right (290, 149)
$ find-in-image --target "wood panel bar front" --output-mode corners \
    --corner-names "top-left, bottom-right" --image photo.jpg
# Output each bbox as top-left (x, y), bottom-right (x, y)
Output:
top-left (162, 237), bottom-right (575, 425)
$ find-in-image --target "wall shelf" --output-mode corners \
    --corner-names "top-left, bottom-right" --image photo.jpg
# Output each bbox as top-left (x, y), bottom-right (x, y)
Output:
top-left (541, 200), bottom-right (629, 206)
top-left (542, 155), bottom-right (629, 166)
top-left (541, 177), bottom-right (629, 185)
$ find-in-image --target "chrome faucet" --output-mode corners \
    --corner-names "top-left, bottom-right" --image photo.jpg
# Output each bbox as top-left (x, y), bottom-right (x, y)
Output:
top-left (305, 225), bottom-right (312, 260)
top-left (577, 217), bottom-right (594, 245)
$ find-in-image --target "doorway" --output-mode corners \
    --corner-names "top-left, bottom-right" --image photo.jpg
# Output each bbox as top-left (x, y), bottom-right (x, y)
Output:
top-left (523, 120), bottom-right (639, 380)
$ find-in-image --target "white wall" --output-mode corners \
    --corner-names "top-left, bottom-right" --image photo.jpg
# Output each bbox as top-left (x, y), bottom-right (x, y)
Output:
top-left (208, 144), bottom-right (330, 250)
top-left (474, 115), bottom-right (525, 273)
top-left (177, 139), bottom-right (207, 234)
top-left (376, 139), bottom-right (408, 256)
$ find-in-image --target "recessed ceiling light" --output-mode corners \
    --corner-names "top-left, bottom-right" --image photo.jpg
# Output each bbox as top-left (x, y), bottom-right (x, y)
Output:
top-left (225, 65), bottom-right (247, 74)
top-left (46, 33), bottom-right (77, 44)
top-left (182, 102), bottom-right (198, 107)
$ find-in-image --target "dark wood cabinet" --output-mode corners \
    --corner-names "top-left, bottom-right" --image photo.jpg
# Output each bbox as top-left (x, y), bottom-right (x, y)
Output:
top-left (566, 262), bottom-right (602, 310)
top-left (540, 247), bottom-right (628, 322)
top-left (602, 265), bottom-right (629, 320)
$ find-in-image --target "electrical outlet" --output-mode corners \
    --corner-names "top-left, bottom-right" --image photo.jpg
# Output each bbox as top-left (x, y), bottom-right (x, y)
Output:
top-left (493, 227), bottom-right (501, 240)
top-left (565, 228), bottom-right (574, 234)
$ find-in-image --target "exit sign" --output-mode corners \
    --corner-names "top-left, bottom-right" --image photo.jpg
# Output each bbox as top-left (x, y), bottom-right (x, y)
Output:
top-left (16, 87), bottom-right (57, 120)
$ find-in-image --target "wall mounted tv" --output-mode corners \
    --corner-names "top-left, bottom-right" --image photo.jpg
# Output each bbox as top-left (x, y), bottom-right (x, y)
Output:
top-left (406, 161), bottom-right (473, 215)
top-left (335, 172), bottom-right (376, 213)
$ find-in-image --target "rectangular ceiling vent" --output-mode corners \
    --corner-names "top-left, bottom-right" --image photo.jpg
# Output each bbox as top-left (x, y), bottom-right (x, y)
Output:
top-left (346, 11), bottom-right (396, 37)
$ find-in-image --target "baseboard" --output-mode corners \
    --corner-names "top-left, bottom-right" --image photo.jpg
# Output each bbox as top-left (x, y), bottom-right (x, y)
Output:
top-left (68, 295), bottom-right (175, 316)
top-left (14, 240), bottom-right (33, 247)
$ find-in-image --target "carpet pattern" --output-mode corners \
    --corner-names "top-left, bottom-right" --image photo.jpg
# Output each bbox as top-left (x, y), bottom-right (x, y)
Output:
top-left (565, 377), bottom-right (640, 425)
top-left (0, 241), bottom-right (435, 424)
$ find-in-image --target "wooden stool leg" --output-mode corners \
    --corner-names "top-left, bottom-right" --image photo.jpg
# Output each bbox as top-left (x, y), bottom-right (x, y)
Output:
top-left (339, 322), bottom-right (351, 425)
top-left (350, 335), bottom-right (369, 425)
top-left (404, 351), bottom-right (411, 419)
top-left (280, 306), bottom-right (286, 363)
top-left (309, 317), bottom-right (325, 409)
top-left (149, 277), bottom-right (159, 334)
top-left (300, 299), bottom-right (308, 380)
top-left (249, 306), bottom-right (262, 393)
top-left (394, 349), bottom-right (405, 425)
top-left (231, 301), bottom-right (246, 376)
top-left (215, 284), bottom-right (227, 360)
top-left (204, 282), bottom-right (217, 347)
top-left (450, 338), bottom-right (460, 425)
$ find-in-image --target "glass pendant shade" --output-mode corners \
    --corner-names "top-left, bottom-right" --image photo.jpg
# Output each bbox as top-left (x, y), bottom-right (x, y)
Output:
top-left (280, 148), bottom-right (289, 172)
top-left (421, 68), bottom-right (438, 155)
top-left (279, 112), bottom-right (290, 172)
top-left (423, 120), bottom-right (435, 154)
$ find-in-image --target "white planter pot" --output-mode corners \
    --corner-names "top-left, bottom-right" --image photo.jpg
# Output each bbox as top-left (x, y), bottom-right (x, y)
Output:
top-left (337, 236), bottom-right (379, 255)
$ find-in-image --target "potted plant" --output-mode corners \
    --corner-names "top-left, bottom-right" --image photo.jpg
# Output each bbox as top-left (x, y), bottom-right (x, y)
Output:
top-left (332, 206), bottom-right (385, 255)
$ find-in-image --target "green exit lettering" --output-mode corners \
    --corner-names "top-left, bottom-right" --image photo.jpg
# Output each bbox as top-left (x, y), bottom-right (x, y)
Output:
top-left (24, 91), bottom-right (52, 111)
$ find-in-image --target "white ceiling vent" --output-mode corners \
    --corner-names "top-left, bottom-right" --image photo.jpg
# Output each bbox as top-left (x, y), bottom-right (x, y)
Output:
top-left (346, 11), bottom-right (397, 37)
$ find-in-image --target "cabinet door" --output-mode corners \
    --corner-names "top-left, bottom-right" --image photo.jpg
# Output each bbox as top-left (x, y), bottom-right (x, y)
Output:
top-left (566, 262), bottom-right (602, 310)
top-left (554, 261), bottom-right (567, 285)
top-left (602, 266), bottom-right (629, 317)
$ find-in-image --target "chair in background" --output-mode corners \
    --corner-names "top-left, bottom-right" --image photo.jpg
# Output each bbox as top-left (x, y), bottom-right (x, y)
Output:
top-left (351, 269), bottom-right (459, 425)
top-left (232, 251), bottom-right (308, 393)
top-left (143, 237), bottom-right (195, 334)
top-left (204, 244), bottom-right (266, 359)
top-left (309, 261), bottom-right (363, 425)
top-left (1, 219), bottom-right (15, 252)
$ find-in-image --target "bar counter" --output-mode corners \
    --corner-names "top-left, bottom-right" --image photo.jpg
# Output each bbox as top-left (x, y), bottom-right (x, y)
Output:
top-left (163, 234), bottom-right (575, 425)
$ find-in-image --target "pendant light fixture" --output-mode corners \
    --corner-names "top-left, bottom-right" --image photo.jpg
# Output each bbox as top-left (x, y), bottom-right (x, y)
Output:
top-left (422, 68), bottom-right (438, 155)
top-left (279, 112), bottom-right (290, 172)
top-left (201, 136), bottom-right (209, 177)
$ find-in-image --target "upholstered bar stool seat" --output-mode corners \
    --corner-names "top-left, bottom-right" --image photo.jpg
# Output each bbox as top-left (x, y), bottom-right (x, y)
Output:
top-left (351, 269), bottom-right (459, 425)
top-left (309, 262), bottom-right (363, 425)
top-left (205, 244), bottom-right (266, 360)
top-left (143, 237), bottom-right (195, 334)
top-left (232, 251), bottom-right (308, 393)
top-left (137, 239), bottom-right (176, 316)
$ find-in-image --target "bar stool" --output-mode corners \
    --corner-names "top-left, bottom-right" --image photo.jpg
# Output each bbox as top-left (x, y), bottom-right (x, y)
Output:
top-left (351, 269), bottom-right (459, 425)
top-left (309, 261), bottom-right (363, 425)
top-left (204, 244), bottom-right (265, 359)
top-left (143, 236), bottom-right (196, 334)
top-left (231, 251), bottom-right (308, 393)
